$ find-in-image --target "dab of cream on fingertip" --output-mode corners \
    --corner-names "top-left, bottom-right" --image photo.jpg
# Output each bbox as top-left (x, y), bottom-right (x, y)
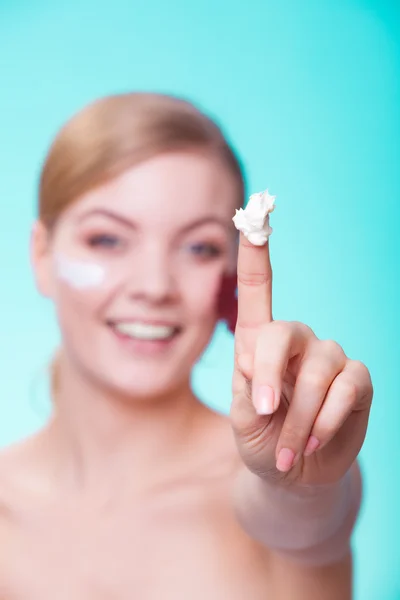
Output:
top-left (232, 189), bottom-right (276, 246)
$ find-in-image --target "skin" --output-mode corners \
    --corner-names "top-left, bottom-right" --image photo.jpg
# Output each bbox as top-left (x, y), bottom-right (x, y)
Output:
top-left (0, 152), bottom-right (373, 599)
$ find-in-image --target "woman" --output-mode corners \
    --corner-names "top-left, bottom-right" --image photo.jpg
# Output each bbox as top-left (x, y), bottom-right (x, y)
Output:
top-left (0, 93), bottom-right (372, 599)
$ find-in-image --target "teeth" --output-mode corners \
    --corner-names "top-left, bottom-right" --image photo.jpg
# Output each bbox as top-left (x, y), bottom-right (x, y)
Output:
top-left (114, 322), bottom-right (176, 341)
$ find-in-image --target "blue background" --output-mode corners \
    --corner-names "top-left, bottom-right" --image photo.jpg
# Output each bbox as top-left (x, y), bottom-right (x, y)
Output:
top-left (1, 1), bottom-right (399, 597)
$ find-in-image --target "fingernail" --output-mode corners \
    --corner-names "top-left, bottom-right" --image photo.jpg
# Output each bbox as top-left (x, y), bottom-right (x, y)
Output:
top-left (276, 448), bottom-right (295, 472)
top-left (304, 435), bottom-right (320, 457)
top-left (254, 385), bottom-right (275, 415)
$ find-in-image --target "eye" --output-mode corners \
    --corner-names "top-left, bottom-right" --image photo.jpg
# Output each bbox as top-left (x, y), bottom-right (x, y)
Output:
top-left (87, 234), bottom-right (122, 249)
top-left (188, 243), bottom-right (223, 259)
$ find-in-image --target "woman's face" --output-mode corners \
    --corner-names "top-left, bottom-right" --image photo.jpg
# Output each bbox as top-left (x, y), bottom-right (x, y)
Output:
top-left (33, 152), bottom-right (239, 399)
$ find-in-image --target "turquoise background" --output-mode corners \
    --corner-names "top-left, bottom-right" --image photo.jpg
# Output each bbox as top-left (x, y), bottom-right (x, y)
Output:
top-left (0, 0), bottom-right (399, 597)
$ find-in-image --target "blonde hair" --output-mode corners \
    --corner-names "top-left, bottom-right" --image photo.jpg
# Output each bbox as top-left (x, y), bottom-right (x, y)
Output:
top-left (38, 92), bottom-right (245, 394)
top-left (39, 92), bottom-right (245, 229)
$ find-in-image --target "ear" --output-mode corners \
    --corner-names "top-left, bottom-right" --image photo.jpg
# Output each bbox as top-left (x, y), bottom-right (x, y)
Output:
top-left (30, 220), bottom-right (54, 298)
top-left (217, 236), bottom-right (238, 333)
top-left (217, 272), bottom-right (238, 334)
top-left (226, 233), bottom-right (239, 275)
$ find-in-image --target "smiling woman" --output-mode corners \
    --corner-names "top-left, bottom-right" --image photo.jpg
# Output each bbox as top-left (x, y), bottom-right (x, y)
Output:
top-left (35, 94), bottom-right (243, 402)
top-left (0, 92), bottom-right (371, 600)
top-left (33, 94), bottom-right (243, 403)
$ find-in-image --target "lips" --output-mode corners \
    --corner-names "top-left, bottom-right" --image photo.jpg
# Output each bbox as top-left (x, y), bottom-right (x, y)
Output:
top-left (106, 319), bottom-right (182, 357)
top-left (113, 321), bottom-right (179, 341)
top-left (107, 320), bottom-right (182, 342)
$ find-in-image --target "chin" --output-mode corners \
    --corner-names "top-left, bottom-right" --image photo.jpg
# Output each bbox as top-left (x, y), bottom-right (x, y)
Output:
top-left (94, 364), bottom-right (191, 402)
top-left (70, 322), bottom-right (216, 400)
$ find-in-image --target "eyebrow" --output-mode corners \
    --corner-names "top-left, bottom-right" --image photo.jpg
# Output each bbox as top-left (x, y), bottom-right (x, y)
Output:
top-left (78, 209), bottom-right (137, 229)
top-left (77, 209), bottom-right (232, 234)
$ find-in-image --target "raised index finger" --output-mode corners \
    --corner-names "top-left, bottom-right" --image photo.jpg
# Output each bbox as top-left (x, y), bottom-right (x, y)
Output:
top-left (233, 189), bottom-right (275, 351)
top-left (237, 232), bottom-right (273, 331)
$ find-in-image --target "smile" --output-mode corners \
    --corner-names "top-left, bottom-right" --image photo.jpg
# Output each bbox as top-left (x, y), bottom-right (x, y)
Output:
top-left (108, 321), bottom-right (181, 342)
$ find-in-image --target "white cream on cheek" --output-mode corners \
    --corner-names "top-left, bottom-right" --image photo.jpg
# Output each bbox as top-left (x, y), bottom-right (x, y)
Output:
top-left (55, 254), bottom-right (106, 289)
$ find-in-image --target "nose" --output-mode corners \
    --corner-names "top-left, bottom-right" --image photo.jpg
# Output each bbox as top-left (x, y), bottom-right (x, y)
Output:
top-left (125, 246), bottom-right (177, 305)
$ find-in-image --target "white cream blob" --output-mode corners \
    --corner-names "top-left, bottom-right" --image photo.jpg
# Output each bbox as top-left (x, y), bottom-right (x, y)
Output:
top-left (232, 189), bottom-right (276, 246)
top-left (55, 254), bottom-right (106, 289)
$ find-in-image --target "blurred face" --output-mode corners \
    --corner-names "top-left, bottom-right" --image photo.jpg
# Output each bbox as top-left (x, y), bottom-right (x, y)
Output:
top-left (33, 152), bottom-right (238, 399)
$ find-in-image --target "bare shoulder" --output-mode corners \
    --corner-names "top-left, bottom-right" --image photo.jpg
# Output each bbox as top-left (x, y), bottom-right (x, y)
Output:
top-left (0, 432), bottom-right (49, 517)
top-left (0, 438), bottom-right (32, 564)
top-left (0, 432), bottom-right (51, 565)
top-left (0, 434), bottom-right (50, 591)
top-left (0, 439), bottom-right (28, 508)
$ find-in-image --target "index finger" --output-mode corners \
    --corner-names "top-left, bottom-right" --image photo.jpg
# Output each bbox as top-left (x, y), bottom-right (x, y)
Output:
top-left (237, 232), bottom-right (273, 332)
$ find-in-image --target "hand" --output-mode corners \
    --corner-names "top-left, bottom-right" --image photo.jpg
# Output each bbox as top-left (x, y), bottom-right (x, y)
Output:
top-left (230, 233), bottom-right (373, 487)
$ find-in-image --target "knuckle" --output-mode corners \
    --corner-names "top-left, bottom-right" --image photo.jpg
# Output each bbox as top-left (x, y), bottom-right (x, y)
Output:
top-left (335, 378), bottom-right (358, 404)
top-left (320, 339), bottom-right (344, 357)
top-left (350, 359), bottom-right (371, 379)
top-left (237, 271), bottom-right (272, 287)
top-left (312, 420), bottom-right (336, 442)
top-left (230, 394), bottom-right (254, 434)
top-left (293, 321), bottom-right (314, 338)
top-left (237, 318), bottom-right (266, 330)
top-left (281, 423), bottom-right (309, 446)
top-left (268, 320), bottom-right (292, 343)
top-left (236, 352), bottom-right (253, 376)
top-left (348, 360), bottom-right (373, 404)
top-left (230, 403), bottom-right (244, 433)
top-left (300, 371), bottom-right (327, 395)
top-left (270, 319), bottom-right (289, 331)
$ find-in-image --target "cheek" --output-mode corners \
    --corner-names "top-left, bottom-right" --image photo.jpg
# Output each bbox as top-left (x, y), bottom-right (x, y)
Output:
top-left (182, 268), bottom-right (227, 320)
top-left (54, 254), bottom-right (106, 290)
top-left (53, 285), bottom-right (104, 342)
top-left (51, 256), bottom-right (115, 328)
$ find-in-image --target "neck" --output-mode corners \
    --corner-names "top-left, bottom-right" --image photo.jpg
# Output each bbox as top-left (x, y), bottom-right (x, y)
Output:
top-left (45, 356), bottom-right (206, 494)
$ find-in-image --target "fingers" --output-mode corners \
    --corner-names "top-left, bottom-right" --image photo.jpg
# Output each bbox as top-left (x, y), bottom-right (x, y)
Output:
top-left (275, 340), bottom-right (347, 471)
top-left (252, 321), bottom-right (311, 415)
top-left (304, 360), bottom-right (373, 453)
top-left (236, 233), bottom-right (273, 350)
top-left (234, 316), bottom-right (373, 475)
top-left (275, 354), bottom-right (372, 473)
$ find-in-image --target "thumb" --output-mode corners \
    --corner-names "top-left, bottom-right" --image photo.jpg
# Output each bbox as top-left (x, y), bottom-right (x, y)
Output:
top-left (232, 351), bottom-right (275, 428)
top-left (231, 352), bottom-right (273, 443)
top-left (236, 352), bottom-right (253, 381)
top-left (231, 353), bottom-right (288, 479)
